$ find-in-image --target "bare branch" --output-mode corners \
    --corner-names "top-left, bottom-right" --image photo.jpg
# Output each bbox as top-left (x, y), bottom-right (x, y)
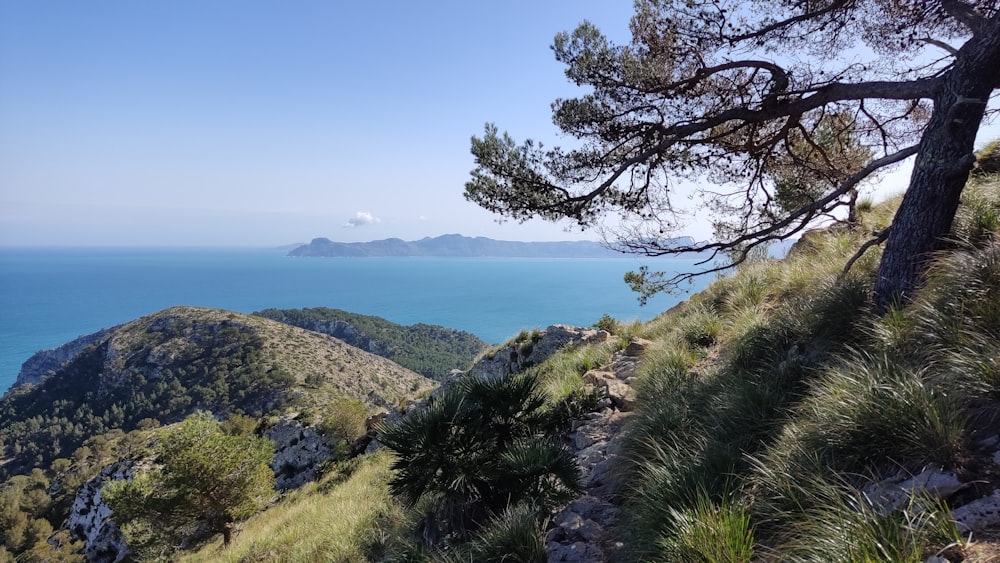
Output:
top-left (617, 144), bottom-right (919, 258)
top-left (919, 37), bottom-right (960, 55)
top-left (840, 228), bottom-right (891, 278)
top-left (727, 0), bottom-right (853, 42)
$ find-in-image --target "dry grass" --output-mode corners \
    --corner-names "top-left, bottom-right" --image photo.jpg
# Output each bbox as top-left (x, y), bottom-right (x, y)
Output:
top-left (117, 306), bottom-right (437, 410)
top-left (181, 451), bottom-right (402, 563)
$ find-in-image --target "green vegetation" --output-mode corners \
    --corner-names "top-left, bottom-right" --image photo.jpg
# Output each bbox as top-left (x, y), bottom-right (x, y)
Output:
top-left (254, 307), bottom-right (487, 379)
top-left (0, 306), bottom-right (439, 560)
top-left (0, 426), bottom-right (152, 560)
top-left (378, 372), bottom-right (580, 554)
top-left (466, 0), bottom-right (999, 312)
top-left (103, 412), bottom-right (275, 556)
top-left (3, 175), bottom-right (999, 560)
top-left (181, 452), bottom-right (402, 562)
top-left (618, 176), bottom-right (1000, 561)
top-left (0, 312), bottom-right (293, 479)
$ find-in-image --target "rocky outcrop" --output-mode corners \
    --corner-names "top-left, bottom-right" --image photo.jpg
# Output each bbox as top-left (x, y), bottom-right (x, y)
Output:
top-left (66, 460), bottom-right (138, 563)
top-left (265, 417), bottom-right (333, 490)
top-left (10, 327), bottom-right (115, 393)
top-left (468, 325), bottom-right (612, 380)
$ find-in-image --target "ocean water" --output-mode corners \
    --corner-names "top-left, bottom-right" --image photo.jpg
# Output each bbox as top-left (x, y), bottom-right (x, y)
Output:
top-left (0, 247), bottom-right (710, 392)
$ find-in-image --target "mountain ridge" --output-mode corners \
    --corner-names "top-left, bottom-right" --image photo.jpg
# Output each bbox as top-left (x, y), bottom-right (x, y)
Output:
top-left (288, 233), bottom-right (697, 258)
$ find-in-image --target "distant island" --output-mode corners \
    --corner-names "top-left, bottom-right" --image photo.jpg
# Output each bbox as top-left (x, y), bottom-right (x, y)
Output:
top-left (288, 233), bottom-right (697, 258)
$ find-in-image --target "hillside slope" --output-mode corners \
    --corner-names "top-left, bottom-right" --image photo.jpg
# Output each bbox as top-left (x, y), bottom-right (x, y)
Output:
top-left (0, 306), bottom-right (434, 479)
top-left (254, 307), bottom-right (487, 379)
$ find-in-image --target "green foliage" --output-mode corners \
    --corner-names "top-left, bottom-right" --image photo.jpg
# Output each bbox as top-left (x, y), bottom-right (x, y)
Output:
top-left (180, 451), bottom-right (402, 563)
top-left (254, 307), bottom-right (487, 379)
top-left (464, 503), bottom-right (547, 563)
top-left (103, 412), bottom-right (275, 556)
top-left (656, 492), bottom-right (755, 563)
top-left (379, 372), bottom-right (580, 542)
top-left (0, 315), bottom-right (293, 479)
top-left (620, 190), bottom-right (1000, 560)
top-left (219, 413), bottom-right (258, 436)
top-left (593, 313), bottom-right (621, 334)
top-left (750, 461), bottom-right (963, 563)
top-left (317, 398), bottom-right (368, 457)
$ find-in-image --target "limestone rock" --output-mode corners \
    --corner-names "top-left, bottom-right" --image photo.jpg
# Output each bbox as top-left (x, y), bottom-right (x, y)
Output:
top-left (547, 540), bottom-right (606, 562)
top-left (9, 327), bottom-right (115, 394)
top-left (66, 461), bottom-right (138, 563)
top-left (468, 325), bottom-right (607, 380)
top-left (863, 466), bottom-right (964, 515)
top-left (953, 490), bottom-right (1000, 533)
top-left (265, 417), bottom-right (332, 489)
top-left (604, 379), bottom-right (636, 412)
top-left (624, 338), bottom-right (652, 357)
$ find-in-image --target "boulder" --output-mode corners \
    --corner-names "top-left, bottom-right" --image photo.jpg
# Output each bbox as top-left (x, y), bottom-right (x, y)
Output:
top-left (623, 337), bottom-right (652, 357)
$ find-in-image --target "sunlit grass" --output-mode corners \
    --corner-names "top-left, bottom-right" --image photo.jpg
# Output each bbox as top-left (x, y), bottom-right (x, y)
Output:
top-left (181, 451), bottom-right (401, 563)
top-left (616, 182), bottom-right (1000, 560)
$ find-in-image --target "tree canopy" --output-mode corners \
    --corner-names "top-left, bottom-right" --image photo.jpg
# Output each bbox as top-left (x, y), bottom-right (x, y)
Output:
top-left (103, 412), bottom-right (274, 554)
top-left (466, 0), bottom-right (1000, 309)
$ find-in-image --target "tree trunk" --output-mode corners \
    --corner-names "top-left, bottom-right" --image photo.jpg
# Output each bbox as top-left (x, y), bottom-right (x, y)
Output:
top-left (873, 20), bottom-right (1000, 311)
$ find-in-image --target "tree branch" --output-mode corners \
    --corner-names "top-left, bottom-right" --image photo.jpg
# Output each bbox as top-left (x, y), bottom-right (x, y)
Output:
top-left (919, 36), bottom-right (960, 55)
top-left (727, 0), bottom-right (853, 43)
top-left (840, 228), bottom-right (891, 278)
top-left (618, 144), bottom-right (919, 258)
top-left (939, 0), bottom-right (990, 34)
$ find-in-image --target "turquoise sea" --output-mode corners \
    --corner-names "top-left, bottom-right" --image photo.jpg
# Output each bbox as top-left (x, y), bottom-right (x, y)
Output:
top-left (0, 247), bottom-right (710, 393)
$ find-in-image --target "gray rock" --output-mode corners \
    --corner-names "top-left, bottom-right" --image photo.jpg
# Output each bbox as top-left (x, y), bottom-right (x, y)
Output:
top-left (567, 496), bottom-right (621, 527)
top-left (547, 540), bottom-right (605, 562)
top-left (468, 325), bottom-right (606, 380)
top-left (576, 519), bottom-right (604, 543)
top-left (605, 379), bottom-right (636, 412)
top-left (624, 338), bottom-right (652, 357)
top-left (66, 461), bottom-right (138, 563)
top-left (583, 369), bottom-right (615, 386)
top-left (9, 327), bottom-right (115, 394)
top-left (953, 490), bottom-right (1000, 533)
top-left (265, 417), bottom-right (332, 489)
top-left (863, 466), bottom-right (964, 515)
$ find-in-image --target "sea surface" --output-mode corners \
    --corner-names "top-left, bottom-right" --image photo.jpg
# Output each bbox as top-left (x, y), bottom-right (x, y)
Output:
top-left (0, 247), bottom-right (711, 393)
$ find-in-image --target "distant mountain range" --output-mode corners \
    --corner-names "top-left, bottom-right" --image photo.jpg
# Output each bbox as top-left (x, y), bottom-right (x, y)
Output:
top-left (288, 234), bottom-right (697, 258)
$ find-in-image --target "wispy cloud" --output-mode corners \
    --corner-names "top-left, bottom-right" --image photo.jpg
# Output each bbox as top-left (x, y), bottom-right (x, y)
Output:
top-left (344, 211), bottom-right (381, 228)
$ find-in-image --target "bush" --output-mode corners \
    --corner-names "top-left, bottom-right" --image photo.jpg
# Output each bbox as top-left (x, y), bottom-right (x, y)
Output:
top-left (973, 138), bottom-right (1000, 176)
top-left (593, 313), bottom-right (621, 334)
top-left (378, 373), bottom-right (579, 542)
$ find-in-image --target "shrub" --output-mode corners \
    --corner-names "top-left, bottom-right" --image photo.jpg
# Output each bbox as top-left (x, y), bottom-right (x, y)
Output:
top-left (466, 503), bottom-right (546, 563)
top-left (317, 398), bottom-right (368, 448)
top-left (593, 313), bottom-right (621, 335)
top-left (973, 138), bottom-right (1000, 176)
top-left (657, 492), bottom-right (755, 563)
top-left (378, 373), bottom-right (579, 541)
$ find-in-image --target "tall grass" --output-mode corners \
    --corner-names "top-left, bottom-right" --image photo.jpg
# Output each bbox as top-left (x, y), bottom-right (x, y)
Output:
top-left (617, 182), bottom-right (1000, 561)
top-left (181, 452), bottom-right (401, 563)
top-left (750, 457), bottom-right (963, 563)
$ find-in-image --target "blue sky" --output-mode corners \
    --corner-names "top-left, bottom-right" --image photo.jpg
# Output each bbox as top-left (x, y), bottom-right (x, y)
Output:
top-left (1, 1), bottom-right (997, 247)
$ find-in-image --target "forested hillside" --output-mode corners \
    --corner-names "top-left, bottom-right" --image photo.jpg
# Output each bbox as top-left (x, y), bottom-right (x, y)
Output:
top-left (0, 306), bottom-right (433, 480)
top-left (254, 307), bottom-right (487, 379)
